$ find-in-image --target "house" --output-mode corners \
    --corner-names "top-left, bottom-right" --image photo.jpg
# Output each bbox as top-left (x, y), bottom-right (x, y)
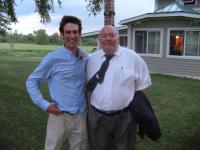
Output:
top-left (81, 26), bottom-right (128, 47)
top-left (82, 0), bottom-right (200, 79)
top-left (120, 0), bottom-right (200, 79)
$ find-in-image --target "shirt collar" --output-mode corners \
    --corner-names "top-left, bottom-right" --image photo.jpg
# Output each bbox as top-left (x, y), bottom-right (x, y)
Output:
top-left (115, 45), bottom-right (121, 57)
top-left (61, 45), bottom-right (80, 58)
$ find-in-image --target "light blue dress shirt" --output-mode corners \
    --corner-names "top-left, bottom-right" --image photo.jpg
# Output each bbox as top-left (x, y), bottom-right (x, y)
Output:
top-left (26, 46), bottom-right (88, 114)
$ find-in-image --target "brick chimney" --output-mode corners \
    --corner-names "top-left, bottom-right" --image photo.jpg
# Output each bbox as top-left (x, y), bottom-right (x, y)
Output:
top-left (104, 0), bottom-right (115, 26)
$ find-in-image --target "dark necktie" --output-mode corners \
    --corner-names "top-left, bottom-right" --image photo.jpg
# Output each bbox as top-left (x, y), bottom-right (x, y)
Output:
top-left (86, 55), bottom-right (114, 93)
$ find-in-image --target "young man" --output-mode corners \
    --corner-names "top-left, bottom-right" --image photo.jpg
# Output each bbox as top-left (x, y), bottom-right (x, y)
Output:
top-left (26, 16), bottom-right (87, 150)
top-left (86, 25), bottom-right (151, 150)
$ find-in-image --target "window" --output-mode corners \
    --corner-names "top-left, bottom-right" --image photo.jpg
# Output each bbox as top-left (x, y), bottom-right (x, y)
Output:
top-left (148, 31), bottom-right (160, 54)
top-left (135, 30), bottom-right (161, 54)
top-left (135, 31), bottom-right (147, 53)
top-left (169, 31), bottom-right (184, 55)
top-left (169, 30), bottom-right (200, 57)
top-left (119, 36), bottom-right (127, 47)
top-left (185, 31), bottom-right (200, 56)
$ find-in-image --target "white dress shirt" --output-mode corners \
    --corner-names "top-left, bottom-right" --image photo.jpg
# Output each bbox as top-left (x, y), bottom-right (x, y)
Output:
top-left (87, 46), bottom-right (151, 111)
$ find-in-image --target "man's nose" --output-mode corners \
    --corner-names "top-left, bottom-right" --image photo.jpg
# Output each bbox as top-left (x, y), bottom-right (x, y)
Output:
top-left (105, 35), bottom-right (112, 40)
top-left (69, 32), bottom-right (76, 37)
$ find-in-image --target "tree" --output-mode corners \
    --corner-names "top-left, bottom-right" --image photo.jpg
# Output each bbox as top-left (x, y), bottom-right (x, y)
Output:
top-left (25, 33), bottom-right (35, 43)
top-left (0, 13), bottom-right (11, 35)
top-left (86, 0), bottom-right (115, 25)
top-left (0, 0), bottom-right (115, 34)
top-left (86, 0), bottom-right (103, 16)
top-left (34, 29), bottom-right (50, 45)
top-left (0, 0), bottom-right (16, 34)
top-left (0, 0), bottom-right (103, 23)
top-left (49, 32), bottom-right (62, 45)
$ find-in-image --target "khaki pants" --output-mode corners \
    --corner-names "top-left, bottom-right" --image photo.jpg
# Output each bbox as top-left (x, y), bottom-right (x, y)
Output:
top-left (45, 113), bottom-right (86, 150)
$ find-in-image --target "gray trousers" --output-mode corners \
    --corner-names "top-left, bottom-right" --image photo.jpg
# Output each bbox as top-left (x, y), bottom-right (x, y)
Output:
top-left (87, 106), bottom-right (136, 150)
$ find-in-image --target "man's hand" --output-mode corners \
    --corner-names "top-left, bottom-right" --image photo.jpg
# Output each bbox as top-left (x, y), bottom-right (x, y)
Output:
top-left (78, 51), bottom-right (86, 59)
top-left (47, 102), bottom-right (63, 116)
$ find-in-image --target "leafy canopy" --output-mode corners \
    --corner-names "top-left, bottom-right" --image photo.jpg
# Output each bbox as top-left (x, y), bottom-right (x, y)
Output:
top-left (0, 0), bottom-right (104, 23)
top-left (0, 0), bottom-right (104, 34)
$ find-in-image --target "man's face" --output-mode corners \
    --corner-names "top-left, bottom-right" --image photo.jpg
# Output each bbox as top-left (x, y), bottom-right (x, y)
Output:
top-left (61, 23), bottom-right (80, 51)
top-left (99, 26), bottom-right (119, 55)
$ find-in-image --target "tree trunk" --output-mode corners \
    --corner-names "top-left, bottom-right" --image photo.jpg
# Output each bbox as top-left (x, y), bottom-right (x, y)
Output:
top-left (104, 0), bottom-right (115, 26)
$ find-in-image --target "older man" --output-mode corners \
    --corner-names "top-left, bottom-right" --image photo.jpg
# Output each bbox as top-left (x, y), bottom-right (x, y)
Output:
top-left (86, 25), bottom-right (151, 150)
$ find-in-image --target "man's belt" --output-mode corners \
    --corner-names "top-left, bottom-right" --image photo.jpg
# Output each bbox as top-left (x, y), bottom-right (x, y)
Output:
top-left (63, 111), bottom-right (78, 115)
top-left (92, 105), bottom-right (129, 116)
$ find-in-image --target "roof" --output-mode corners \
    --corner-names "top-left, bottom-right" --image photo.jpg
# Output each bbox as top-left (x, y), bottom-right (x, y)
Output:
top-left (81, 26), bottom-right (128, 37)
top-left (156, 1), bottom-right (199, 14)
top-left (120, 1), bottom-right (200, 25)
top-left (81, 30), bottom-right (100, 37)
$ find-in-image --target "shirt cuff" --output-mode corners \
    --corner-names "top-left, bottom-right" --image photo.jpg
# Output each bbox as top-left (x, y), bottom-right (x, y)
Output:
top-left (136, 81), bottom-right (152, 91)
top-left (40, 100), bottom-right (51, 111)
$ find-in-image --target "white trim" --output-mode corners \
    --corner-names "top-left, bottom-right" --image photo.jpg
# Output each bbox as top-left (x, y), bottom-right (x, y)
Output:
top-left (120, 12), bottom-right (200, 25)
top-left (167, 27), bottom-right (200, 30)
top-left (139, 54), bottom-right (162, 57)
top-left (132, 28), bottom-right (163, 57)
top-left (81, 31), bottom-right (100, 37)
top-left (116, 26), bottom-right (128, 30)
top-left (198, 32), bottom-right (200, 56)
top-left (166, 27), bottom-right (200, 59)
top-left (193, 8), bottom-right (200, 13)
top-left (154, 0), bottom-right (158, 11)
top-left (160, 29), bottom-right (163, 57)
top-left (183, 30), bottom-right (186, 56)
top-left (183, 0), bottom-right (197, 6)
top-left (127, 24), bottom-right (132, 49)
top-left (166, 55), bottom-right (200, 60)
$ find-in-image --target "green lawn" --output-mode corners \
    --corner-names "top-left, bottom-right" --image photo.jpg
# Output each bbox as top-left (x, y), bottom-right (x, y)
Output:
top-left (0, 43), bottom-right (95, 57)
top-left (0, 57), bottom-right (200, 150)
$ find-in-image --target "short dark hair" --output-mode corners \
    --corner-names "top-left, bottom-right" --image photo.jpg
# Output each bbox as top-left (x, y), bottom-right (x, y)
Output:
top-left (59, 16), bottom-right (82, 34)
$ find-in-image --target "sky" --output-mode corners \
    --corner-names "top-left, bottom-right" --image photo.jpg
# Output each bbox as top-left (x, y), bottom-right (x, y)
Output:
top-left (11, 0), bottom-right (155, 35)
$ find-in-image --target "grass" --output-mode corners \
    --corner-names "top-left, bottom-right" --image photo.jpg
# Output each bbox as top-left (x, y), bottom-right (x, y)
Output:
top-left (0, 43), bottom-right (95, 57)
top-left (0, 57), bottom-right (48, 149)
top-left (136, 75), bottom-right (200, 150)
top-left (0, 57), bottom-right (200, 150)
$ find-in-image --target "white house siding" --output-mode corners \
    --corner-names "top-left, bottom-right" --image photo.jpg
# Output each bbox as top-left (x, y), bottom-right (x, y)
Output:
top-left (129, 17), bottom-right (200, 79)
top-left (143, 56), bottom-right (200, 79)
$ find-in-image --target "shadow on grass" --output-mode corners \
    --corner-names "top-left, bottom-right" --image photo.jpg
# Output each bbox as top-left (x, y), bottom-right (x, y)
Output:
top-left (0, 135), bottom-right (17, 150)
top-left (181, 129), bottom-right (200, 150)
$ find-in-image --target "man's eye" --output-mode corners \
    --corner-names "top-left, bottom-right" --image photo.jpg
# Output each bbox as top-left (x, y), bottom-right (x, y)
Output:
top-left (73, 30), bottom-right (79, 34)
top-left (100, 34), bottom-right (116, 38)
top-left (65, 30), bottom-right (79, 34)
